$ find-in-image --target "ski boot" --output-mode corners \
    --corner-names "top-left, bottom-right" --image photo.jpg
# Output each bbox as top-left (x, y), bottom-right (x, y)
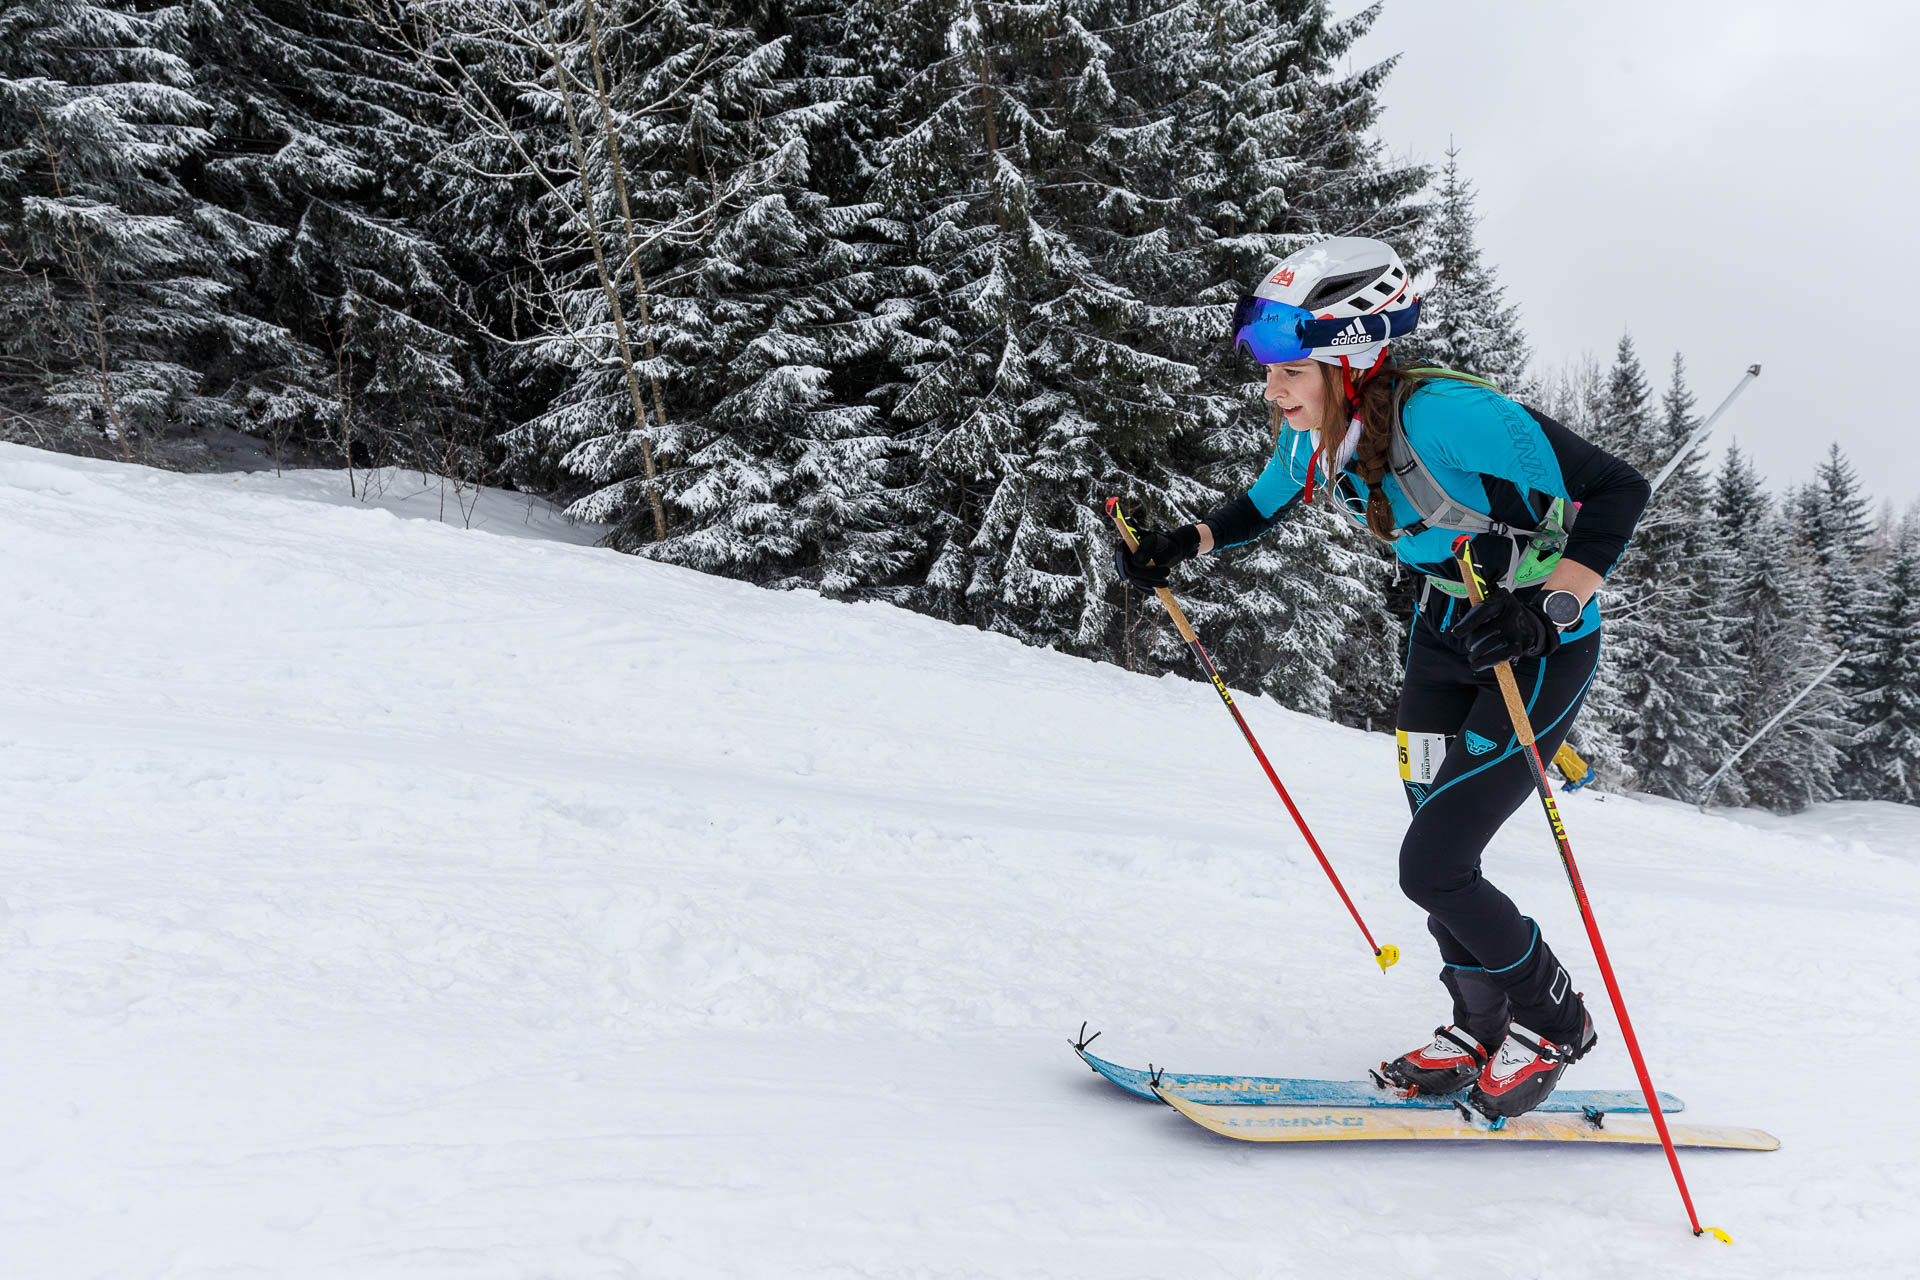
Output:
top-left (1379, 963), bottom-right (1509, 1096)
top-left (1380, 1025), bottom-right (1493, 1095)
top-left (1467, 921), bottom-right (1595, 1118)
top-left (1469, 1009), bottom-right (1597, 1120)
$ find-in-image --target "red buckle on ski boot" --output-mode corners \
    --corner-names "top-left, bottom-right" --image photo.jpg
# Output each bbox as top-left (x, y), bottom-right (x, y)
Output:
top-left (1380, 1025), bottom-right (1493, 1097)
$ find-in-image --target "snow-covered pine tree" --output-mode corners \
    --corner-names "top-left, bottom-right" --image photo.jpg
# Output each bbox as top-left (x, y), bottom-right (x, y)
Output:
top-left (1534, 354), bottom-right (1604, 436)
top-left (417, 0), bottom-right (895, 582)
top-left (626, 22), bottom-right (907, 592)
top-left (184, 0), bottom-right (483, 475)
top-left (1598, 354), bottom-right (1736, 798)
top-left (1585, 332), bottom-right (1661, 468)
top-left (1710, 444), bottom-right (1848, 809)
top-left (0, 0), bottom-right (257, 457)
top-left (1799, 443), bottom-right (1876, 793)
top-left (1157, 0), bottom-right (1423, 721)
top-left (866, 0), bottom-right (1203, 652)
top-left (1399, 143), bottom-right (1529, 391)
top-left (1854, 508), bottom-right (1920, 805)
top-left (767, 0), bottom-right (932, 597)
top-left (1578, 333), bottom-right (1664, 786)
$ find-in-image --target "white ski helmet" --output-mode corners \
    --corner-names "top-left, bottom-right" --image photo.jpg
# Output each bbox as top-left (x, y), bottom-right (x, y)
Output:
top-left (1237, 237), bottom-right (1417, 370)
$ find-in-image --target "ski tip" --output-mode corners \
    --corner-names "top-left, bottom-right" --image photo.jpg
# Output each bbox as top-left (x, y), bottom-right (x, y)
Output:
top-left (1700, 1227), bottom-right (1733, 1244)
top-left (1375, 944), bottom-right (1400, 973)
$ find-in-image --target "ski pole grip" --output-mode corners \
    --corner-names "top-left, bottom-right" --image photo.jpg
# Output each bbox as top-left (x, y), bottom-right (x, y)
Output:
top-left (1452, 539), bottom-right (1536, 748)
top-left (1107, 499), bottom-right (1200, 646)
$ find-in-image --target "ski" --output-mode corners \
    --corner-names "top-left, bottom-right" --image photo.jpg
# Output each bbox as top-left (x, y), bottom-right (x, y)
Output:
top-left (1155, 1087), bottom-right (1778, 1150)
top-left (1074, 1041), bottom-right (1685, 1114)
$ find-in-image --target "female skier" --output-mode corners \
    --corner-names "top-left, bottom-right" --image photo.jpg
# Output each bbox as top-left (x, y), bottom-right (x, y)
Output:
top-left (1116, 237), bottom-right (1651, 1119)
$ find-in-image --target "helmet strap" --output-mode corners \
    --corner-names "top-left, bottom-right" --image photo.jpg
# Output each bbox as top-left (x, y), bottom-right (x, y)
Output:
top-left (1340, 348), bottom-right (1390, 411)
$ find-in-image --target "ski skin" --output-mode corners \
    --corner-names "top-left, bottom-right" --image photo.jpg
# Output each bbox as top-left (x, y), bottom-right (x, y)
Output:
top-left (1154, 1086), bottom-right (1779, 1150)
top-left (1075, 1043), bottom-right (1686, 1114)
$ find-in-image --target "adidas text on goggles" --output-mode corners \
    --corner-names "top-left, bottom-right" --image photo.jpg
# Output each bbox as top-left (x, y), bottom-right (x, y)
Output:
top-left (1230, 295), bottom-right (1421, 364)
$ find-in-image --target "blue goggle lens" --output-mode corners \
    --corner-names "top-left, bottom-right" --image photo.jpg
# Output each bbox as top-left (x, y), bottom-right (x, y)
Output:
top-left (1231, 297), bottom-right (1313, 364)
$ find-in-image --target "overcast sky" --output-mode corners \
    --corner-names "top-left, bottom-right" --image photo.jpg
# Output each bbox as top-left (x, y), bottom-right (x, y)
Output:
top-left (1337, 0), bottom-right (1920, 509)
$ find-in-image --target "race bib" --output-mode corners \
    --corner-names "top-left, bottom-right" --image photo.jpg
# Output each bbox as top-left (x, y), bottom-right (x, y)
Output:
top-left (1398, 730), bottom-right (1448, 785)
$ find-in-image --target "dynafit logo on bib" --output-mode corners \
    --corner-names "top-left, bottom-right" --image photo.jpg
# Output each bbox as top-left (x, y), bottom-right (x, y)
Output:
top-left (1269, 267), bottom-right (1296, 286)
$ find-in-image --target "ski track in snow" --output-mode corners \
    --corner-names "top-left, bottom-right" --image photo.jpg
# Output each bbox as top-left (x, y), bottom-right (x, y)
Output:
top-left (2, 442), bottom-right (1916, 1279)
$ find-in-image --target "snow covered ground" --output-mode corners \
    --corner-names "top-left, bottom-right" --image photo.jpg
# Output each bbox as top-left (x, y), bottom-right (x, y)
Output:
top-left (4, 441), bottom-right (1916, 1279)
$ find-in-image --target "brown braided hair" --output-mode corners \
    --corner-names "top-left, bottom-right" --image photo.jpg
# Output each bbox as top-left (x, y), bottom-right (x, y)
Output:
top-left (1310, 352), bottom-right (1441, 542)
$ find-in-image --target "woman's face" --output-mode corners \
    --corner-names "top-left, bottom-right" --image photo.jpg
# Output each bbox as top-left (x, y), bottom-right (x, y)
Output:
top-left (1265, 359), bottom-right (1330, 432)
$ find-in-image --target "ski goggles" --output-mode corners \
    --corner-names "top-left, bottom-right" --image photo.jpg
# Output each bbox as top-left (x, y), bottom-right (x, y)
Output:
top-left (1230, 295), bottom-right (1421, 364)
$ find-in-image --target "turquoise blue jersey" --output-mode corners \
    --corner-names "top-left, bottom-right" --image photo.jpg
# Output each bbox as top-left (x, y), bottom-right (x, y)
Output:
top-left (1218, 381), bottom-right (1650, 643)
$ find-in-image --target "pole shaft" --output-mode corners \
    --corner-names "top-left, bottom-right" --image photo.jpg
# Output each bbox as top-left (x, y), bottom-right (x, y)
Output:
top-left (1108, 499), bottom-right (1388, 964)
top-left (1696, 649), bottom-right (1848, 811)
top-left (1455, 542), bottom-right (1709, 1236)
top-left (1648, 364), bottom-right (1761, 497)
top-left (1182, 632), bottom-right (1385, 956)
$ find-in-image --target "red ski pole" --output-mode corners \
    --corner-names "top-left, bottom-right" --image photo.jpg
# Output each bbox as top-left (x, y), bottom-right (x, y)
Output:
top-left (1108, 498), bottom-right (1398, 973)
top-left (1452, 538), bottom-right (1727, 1242)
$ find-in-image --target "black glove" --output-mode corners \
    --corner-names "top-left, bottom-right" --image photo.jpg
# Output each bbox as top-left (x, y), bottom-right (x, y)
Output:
top-left (1114, 524), bottom-right (1202, 590)
top-left (1455, 587), bottom-right (1560, 672)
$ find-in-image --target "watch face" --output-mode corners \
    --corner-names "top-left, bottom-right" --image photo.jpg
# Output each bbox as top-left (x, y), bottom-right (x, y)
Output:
top-left (1543, 590), bottom-right (1582, 626)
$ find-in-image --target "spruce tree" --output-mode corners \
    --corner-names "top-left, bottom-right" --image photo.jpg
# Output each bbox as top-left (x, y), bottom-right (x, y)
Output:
top-left (1579, 333), bottom-right (1661, 784)
top-left (1401, 144), bottom-right (1529, 391)
top-left (1855, 510), bottom-right (1920, 805)
top-left (1803, 444), bottom-right (1876, 792)
top-left (867, 0), bottom-right (1203, 651)
top-left (1155, 0), bottom-right (1422, 721)
top-left (183, 0), bottom-right (483, 472)
top-left (1806, 445), bottom-right (1873, 641)
top-left (1587, 332), bottom-right (1660, 468)
top-left (424, 0), bottom-right (895, 582)
top-left (1601, 354), bottom-right (1735, 798)
top-left (1711, 444), bottom-right (1848, 810)
top-left (0, 0), bottom-right (258, 456)
top-left (633, 13), bottom-right (906, 590)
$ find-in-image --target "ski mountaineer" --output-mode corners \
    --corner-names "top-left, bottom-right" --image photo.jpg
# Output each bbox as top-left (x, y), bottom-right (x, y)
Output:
top-left (1114, 237), bottom-right (1651, 1120)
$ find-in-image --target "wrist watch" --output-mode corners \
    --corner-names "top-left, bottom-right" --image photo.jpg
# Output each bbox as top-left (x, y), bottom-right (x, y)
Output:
top-left (1540, 589), bottom-right (1583, 630)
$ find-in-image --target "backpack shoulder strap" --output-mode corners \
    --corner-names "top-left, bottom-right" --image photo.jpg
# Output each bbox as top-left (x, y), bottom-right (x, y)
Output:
top-left (1385, 371), bottom-right (1542, 541)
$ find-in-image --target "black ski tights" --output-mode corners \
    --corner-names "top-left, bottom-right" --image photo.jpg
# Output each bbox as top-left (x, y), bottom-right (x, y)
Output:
top-left (1394, 602), bottom-right (1600, 1040)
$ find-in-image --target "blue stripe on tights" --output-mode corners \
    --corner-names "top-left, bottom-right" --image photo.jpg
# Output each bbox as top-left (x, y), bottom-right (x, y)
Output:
top-left (1412, 655), bottom-right (1599, 814)
top-left (1487, 920), bottom-right (1540, 974)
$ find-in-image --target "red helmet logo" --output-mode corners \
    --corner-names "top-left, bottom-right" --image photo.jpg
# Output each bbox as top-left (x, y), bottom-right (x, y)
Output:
top-left (1269, 267), bottom-right (1296, 286)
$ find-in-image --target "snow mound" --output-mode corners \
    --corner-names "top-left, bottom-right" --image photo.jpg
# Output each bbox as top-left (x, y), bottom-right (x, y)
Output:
top-left (4, 442), bottom-right (1915, 1278)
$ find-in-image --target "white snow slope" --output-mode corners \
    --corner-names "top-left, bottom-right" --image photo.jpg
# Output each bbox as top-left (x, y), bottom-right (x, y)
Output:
top-left (4, 442), bottom-right (1917, 1280)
